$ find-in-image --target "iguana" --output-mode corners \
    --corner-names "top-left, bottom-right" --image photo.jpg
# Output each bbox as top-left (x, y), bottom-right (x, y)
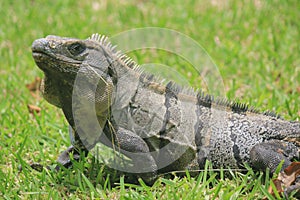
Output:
top-left (32, 34), bottom-right (300, 189)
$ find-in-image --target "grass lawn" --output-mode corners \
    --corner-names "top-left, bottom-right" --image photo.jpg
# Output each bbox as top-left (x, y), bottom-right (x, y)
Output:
top-left (1, 0), bottom-right (299, 199)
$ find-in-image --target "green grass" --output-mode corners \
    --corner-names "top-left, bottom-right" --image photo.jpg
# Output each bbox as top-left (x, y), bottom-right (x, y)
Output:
top-left (1, 0), bottom-right (299, 199)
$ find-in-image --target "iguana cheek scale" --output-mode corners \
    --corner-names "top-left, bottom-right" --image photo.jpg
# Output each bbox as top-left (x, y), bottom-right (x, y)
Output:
top-left (32, 34), bottom-right (300, 187)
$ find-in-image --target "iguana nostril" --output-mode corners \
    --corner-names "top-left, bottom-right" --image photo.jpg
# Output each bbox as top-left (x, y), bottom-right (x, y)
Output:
top-left (32, 38), bottom-right (48, 52)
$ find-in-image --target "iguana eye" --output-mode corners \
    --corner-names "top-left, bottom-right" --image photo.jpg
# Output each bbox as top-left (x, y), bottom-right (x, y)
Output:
top-left (68, 42), bottom-right (86, 56)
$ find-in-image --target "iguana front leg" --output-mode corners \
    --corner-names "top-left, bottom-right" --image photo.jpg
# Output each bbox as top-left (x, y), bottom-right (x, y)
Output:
top-left (30, 127), bottom-right (85, 172)
top-left (111, 127), bottom-right (158, 184)
top-left (57, 126), bottom-right (158, 184)
top-left (56, 126), bottom-right (88, 169)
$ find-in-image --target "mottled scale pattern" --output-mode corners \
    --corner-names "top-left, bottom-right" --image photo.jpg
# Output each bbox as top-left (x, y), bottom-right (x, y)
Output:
top-left (32, 33), bottom-right (300, 185)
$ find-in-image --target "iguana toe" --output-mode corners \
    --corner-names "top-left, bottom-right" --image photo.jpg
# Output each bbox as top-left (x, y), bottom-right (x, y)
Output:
top-left (55, 145), bottom-right (81, 170)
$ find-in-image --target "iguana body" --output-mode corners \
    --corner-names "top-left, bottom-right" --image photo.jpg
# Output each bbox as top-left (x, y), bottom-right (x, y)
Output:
top-left (32, 34), bottom-right (300, 184)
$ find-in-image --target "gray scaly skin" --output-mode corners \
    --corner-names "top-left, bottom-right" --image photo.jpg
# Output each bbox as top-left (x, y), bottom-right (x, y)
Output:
top-left (32, 34), bottom-right (300, 188)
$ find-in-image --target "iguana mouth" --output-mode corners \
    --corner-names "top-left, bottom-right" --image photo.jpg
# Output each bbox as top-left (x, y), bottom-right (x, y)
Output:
top-left (32, 50), bottom-right (47, 58)
top-left (32, 51), bottom-right (81, 74)
top-left (33, 51), bottom-right (81, 65)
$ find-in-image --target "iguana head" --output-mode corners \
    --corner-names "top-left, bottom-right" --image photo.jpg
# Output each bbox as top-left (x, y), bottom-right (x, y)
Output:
top-left (32, 34), bottom-right (116, 114)
top-left (32, 34), bottom-right (117, 75)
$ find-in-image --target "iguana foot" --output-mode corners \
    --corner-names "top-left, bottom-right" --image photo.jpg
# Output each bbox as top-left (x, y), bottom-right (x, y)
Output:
top-left (27, 146), bottom-right (81, 172)
top-left (251, 141), bottom-right (300, 197)
top-left (284, 181), bottom-right (300, 199)
top-left (55, 145), bottom-right (81, 170)
top-left (250, 140), bottom-right (298, 173)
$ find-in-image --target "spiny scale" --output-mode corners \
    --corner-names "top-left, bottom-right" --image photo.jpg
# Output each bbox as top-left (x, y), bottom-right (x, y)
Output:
top-left (88, 33), bottom-right (282, 118)
top-left (89, 33), bottom-right (139, 70)
top-left (89, 33), bottom-right (110, 47)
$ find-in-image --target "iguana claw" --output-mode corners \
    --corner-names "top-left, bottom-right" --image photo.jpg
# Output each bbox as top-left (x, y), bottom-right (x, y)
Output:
top-left (55, 145), bottom-right (81, 170)
top-left (28, 146), bottom-right (81, 172)
top-left (284, 183), bottom-right (300, 199)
